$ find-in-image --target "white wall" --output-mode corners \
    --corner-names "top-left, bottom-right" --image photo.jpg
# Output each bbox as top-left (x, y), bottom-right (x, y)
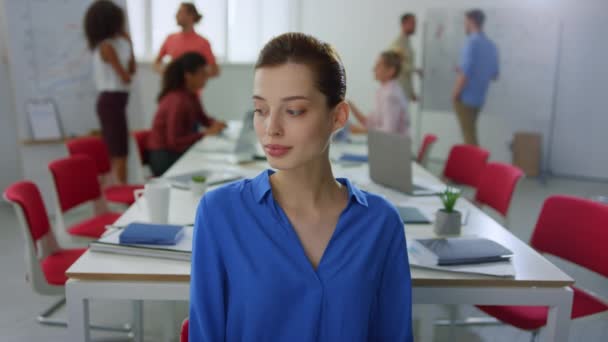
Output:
top-left (300, 0), bottom-right (608, 177)
top-left (0, 2), bottom-right (22, 192)
top-left (549, 0), bottom-right (608, 179)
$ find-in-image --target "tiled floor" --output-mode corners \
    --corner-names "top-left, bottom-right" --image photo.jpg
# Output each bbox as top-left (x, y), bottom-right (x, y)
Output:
top-left (1, 163), bottom-right (607, 341)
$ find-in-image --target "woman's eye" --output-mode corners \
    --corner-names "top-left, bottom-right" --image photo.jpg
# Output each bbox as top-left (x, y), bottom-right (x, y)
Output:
top-left (253, 108), bottom-right (266, 116)
top-left (286, 109), bottom-right (305, 116)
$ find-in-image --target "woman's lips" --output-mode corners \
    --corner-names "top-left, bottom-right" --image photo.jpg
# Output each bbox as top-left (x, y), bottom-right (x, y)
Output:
top-left (264, 144), bottom-right (292, 157)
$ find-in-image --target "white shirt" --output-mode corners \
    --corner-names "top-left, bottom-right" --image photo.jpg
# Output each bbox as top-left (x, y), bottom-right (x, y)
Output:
top-left (93, 37), bottom-right (131, 92)
top-left (368, 79), bottom-right (410, 136)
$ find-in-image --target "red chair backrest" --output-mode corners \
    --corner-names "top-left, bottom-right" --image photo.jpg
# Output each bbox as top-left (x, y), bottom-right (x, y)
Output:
top-left (66, 136), bottom-right (112, 175)
top-left (180, 318), bottom-right (189, 342)
top-left (4, 181), bottom-right (51, 243)
top-left (48, 155), bottom-right (102, 212)
top-left (474, 162), bottom-right (524, 217)
top-left (132, 130), bottom-right (151, 165)
top-left (443, 144), bottom-right (490, 187)
top-left (530, 195), bottom-right (608, 278)
top-left (417, 134), bottom-right (438, 163)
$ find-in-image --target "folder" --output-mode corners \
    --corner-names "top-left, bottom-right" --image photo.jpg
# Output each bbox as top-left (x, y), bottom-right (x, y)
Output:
top-left (119, 222), bottom-right (184, 245)
top-left (339, 153), bottom-right (368, 162)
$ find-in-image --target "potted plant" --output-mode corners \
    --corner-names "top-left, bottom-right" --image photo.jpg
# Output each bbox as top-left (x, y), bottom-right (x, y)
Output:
top-left (189, 175), bottom-right (208, 197)
top-left (435, 187), bottom-right (462, 235)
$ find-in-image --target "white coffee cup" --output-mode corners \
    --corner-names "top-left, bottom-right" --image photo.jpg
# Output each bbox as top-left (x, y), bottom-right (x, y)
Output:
top-left (133, 182), bottom-right (171, 224)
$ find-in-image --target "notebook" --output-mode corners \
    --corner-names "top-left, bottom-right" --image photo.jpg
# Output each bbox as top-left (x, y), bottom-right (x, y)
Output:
top-left (411, 237), bottom-right (513, 266)
top-left (90, 226), bottom-right (193, 261)
top-left (396, 206), bottom-right (431, 224)
top-left (119, 222), bottom-right (184, 245)
top-left (339, 153), bottom-right (368, 163)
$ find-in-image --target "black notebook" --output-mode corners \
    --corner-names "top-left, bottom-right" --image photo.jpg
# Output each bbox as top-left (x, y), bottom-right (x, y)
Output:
top-left (396, 206), bottom-right (431, 224)
top-left (415, 237), bottom-right (513, 266)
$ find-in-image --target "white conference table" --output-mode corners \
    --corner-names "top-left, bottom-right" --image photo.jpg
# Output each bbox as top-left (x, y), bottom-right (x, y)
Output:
top-left (66, 133), bottom-right (574, 342)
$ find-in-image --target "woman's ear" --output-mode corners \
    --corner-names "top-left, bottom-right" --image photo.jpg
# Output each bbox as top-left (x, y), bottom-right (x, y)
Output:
top-left (331, 101), bottom-right (350, 133)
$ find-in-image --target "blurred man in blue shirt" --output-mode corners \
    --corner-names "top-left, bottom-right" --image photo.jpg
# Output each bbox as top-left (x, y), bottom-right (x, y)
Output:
top-left (452, 9), bottom-right (499, 146)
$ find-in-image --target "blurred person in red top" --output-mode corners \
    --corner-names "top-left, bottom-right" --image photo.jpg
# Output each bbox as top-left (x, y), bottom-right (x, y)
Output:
top-left (148, 52), bottom-right (226, 176)
top-left (154, 2), bottom-right (220, 81)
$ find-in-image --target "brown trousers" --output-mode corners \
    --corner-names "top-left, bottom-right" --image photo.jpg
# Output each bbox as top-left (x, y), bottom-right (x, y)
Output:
top-left (453, 100), bottom-right (481, 146)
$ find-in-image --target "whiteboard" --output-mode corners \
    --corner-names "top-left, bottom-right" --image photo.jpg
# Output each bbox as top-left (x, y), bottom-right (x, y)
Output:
top-left (3, 0), bottom-right (131, 139)
top-left (421, 8), bottom-right (560, 120)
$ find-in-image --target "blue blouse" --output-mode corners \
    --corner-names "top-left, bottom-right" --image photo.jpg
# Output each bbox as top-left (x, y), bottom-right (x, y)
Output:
top-left (189, 170), bottom-right (413, 341)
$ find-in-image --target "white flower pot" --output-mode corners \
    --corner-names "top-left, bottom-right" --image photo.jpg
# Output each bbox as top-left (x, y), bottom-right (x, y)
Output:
top-left (189, 180), bottom-right (208, 197)
top-left (434, 210), bottom-right (462, 236)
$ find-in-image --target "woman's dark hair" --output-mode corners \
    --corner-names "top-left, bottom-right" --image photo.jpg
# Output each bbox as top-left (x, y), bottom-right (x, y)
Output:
top-left (158, 52), bottom-right (207, 101)
top-left (84, 0), bottom-right (125, 50)
top-left (381, 50), bottom-right (403, 79)
top-left (182, 2), bottom-right (203, 23)
top-left (400, 13), bottom-right (415, 24)
top-left (255, 32), bottom-right (346, 109)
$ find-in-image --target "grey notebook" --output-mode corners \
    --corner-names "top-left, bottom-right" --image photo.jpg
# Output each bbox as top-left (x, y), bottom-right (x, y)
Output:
top-left (396, 206), bottom-right (431, 224)
top-left (415, 237), bottom-right (513, 266)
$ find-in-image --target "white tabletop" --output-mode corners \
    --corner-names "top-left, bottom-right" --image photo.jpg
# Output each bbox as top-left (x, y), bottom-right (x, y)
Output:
top-left (68, 133), bottom-right (573, 288)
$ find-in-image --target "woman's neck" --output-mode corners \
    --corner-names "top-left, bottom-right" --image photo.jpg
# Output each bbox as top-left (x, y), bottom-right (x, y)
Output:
top-left (270, 153), bottom-right (345, 210)
top-left (380, 78), bottom-right (394, 86)
top-left (181, 25), bottom-right (195, 33)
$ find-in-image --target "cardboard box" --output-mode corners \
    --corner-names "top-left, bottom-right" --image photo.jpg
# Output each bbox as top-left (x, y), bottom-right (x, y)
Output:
top-left (512, 132), bottom-right (541, 177)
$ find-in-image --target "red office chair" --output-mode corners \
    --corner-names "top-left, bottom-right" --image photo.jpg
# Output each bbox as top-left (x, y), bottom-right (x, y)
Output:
top-left (477, 195), bottom-right (608, 340)
top-left (132, 130), bottom-right (151, 166)
top-left (181, 318), bottom-right (189, 342)
top-left (474, 162), bottom-right (524, 218)
top-left (416, 133), bottom-right (438, 167)
top-left (443, 144), bottom-right (490, 188)
top-left (131, 130), bottom-right (153, 182)
top-left (4, 181), bottom-right (86, 326)
top-left (4, 181), bottom-right (137, 334)
top-left (66, 136), bottom-right (143, 205)
top-left (48, 155), bottom-right (121, 239)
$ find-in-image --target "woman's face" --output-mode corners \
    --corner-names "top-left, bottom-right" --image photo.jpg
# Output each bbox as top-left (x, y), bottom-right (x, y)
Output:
top-left (176, 5), bottom-right (194, 27)
top-left (253, 63), bottom-right (347, 171)
top-left (185, 66), bottom-right (208, 91)
top-left (373, 57), bottom-right (395, 82)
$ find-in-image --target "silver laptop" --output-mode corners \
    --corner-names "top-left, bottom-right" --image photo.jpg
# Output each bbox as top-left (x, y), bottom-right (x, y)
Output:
top-left (198, 111), bottom-right (263, 161)
top-left (367, 129), bottom-right (437, 196)
top-left (233, 110), bottom-right (259, 159)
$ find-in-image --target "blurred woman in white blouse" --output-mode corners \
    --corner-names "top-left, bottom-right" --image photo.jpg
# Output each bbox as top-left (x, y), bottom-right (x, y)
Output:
top-left (349, 50), bottom-right (410, 136)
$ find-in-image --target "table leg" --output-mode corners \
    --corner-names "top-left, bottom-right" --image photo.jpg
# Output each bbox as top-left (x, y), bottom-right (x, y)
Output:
top-left (417, 304), bottom-right (437, 341)
top-left (539, 287), bottom-right (574, 342)
top-left (66, 280), bottom-right (91, 342)
top-left (132, 300), bottom-right (144, 342)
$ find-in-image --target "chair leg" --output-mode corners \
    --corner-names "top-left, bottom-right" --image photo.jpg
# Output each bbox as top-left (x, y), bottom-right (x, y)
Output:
top-left (37, 296), bottom-right (132, 334)
top-left (530, 330), bottom-right (539, 342)
top-left (37, 297), bottom-right (68, 327)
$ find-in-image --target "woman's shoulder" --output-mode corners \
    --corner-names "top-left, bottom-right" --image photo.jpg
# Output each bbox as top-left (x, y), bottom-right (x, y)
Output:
top-left (359, 191), bottom-right (405, 239)
top-left (198, 177), bottom-right (253, 211)
top-left (159, 90), bottom-right (189, 104)
top-left (362, 190), bottom-right (401, 219)
top-left (344, 179), bottom-right (402, 226)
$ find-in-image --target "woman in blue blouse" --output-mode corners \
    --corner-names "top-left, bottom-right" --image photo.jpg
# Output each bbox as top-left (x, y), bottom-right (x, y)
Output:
top-left (189, 33), bottom-right (413, 341)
